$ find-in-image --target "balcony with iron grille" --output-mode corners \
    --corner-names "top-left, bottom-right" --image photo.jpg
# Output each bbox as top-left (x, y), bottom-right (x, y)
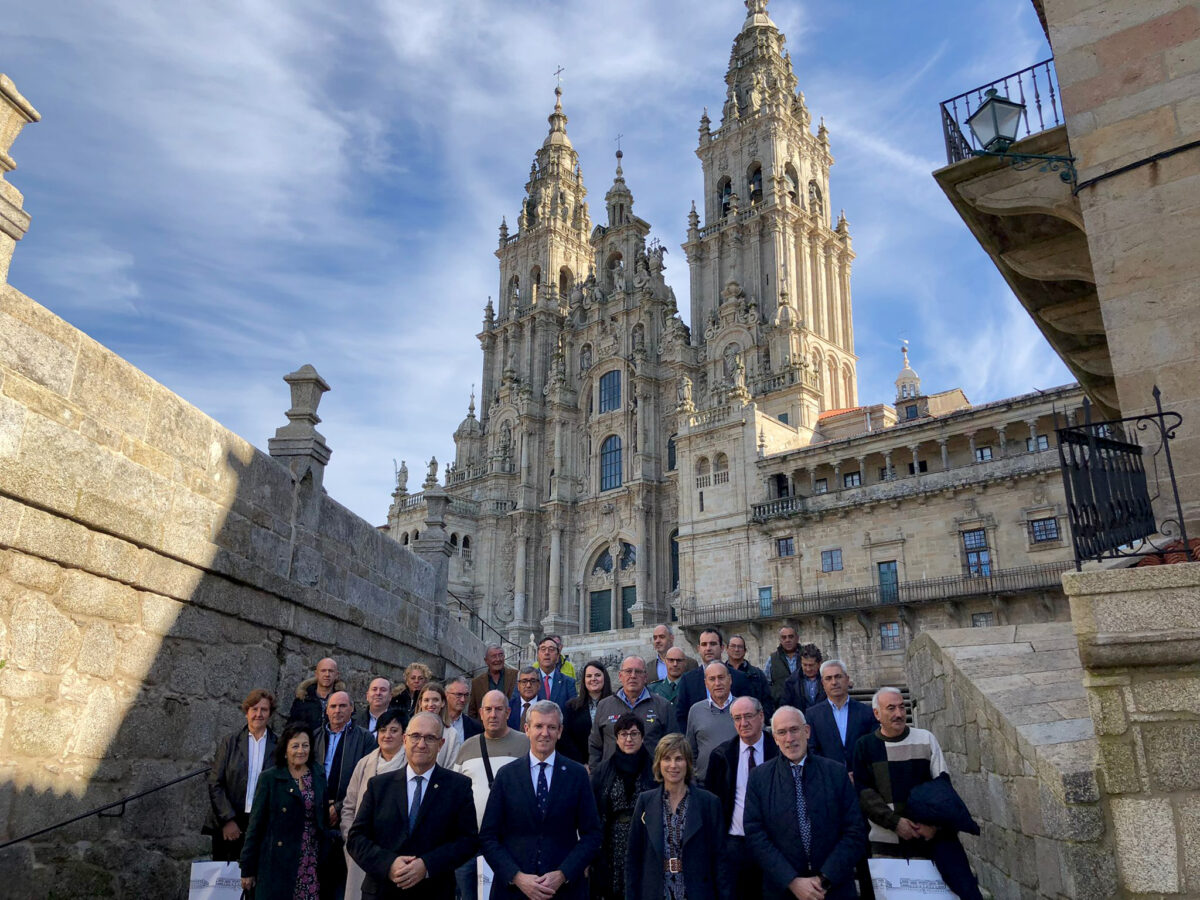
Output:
top-left (933, 60), bottom-right (1116, 419)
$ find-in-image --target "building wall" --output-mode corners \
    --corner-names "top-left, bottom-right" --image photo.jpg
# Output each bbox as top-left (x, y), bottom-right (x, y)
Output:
top-left (1044, 0), bottom-right (1200, 524)
top-left (0, 271), bottom-right (483, 894)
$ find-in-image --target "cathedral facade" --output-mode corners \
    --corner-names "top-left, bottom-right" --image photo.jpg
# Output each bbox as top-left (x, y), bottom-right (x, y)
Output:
top-left (385, 0), bottom-right (1082, 682)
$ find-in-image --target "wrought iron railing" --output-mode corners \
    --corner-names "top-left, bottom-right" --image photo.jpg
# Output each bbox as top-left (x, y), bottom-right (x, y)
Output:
top-left (1055, 387), bottom-right (1192, 569)
top-left (446, 590), bottom-right (523, 659)
top-left (940, 58), bottom-right (1063, 164)
top-left (677, 560), bottom-right (1074, 626)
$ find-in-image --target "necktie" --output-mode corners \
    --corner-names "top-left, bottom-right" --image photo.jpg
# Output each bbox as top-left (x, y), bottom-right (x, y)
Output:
top-left (747, 745), bottom-right (757, 770)
top-left (536, 762), bottom-right (549, 817)
top-left (791, 764), bottom-right (812, 857)
top-left (543, 674), bottom-right (552, 699)
top-left (409, 775), bottom-right (424, 830)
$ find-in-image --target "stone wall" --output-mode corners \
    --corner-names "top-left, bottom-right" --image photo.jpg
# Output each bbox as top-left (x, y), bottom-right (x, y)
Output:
top-left (1066, 562), bottom-right (1200, 897)
top-left (906, 624), bottom-right (1114, 899)
top-left (0, 262), bottom-right (482, 890)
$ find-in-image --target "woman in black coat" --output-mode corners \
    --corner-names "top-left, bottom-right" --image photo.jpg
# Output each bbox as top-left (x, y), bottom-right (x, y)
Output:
top-left (204, 689), bottom-right (277, 861)
top-left (590, 714), bottom-right (656, 899)
top-left (625, 733), bottom-right (725, 900)
top-left (240, 722), bottom-right (333, 900)
top-left (560, 659), bottom-right (612, 765)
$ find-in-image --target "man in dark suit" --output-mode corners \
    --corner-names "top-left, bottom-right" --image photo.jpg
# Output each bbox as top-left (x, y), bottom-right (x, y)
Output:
top-left (782, 644), bottom-right (827, 713)
top-left (348, 711), bottom-right (479, 898)
top-left (508, 667), bottom-right (541, 730)
top-left (674, 626), bottom-right (750, 732)
top-left (480, 700), bottom-right (602, 899)
top-left (806, 659), bottom-right (875, 773)
top-left (314, 690), bottom-right (377, 899)
top-left (703, 695), bottom-right (778, 898)
top-left (355, 677), bottom-right (393, 735)
top-left (534, 637), bottom-right (577, 714)
top-left (744, 706), bottom-right (867, 900)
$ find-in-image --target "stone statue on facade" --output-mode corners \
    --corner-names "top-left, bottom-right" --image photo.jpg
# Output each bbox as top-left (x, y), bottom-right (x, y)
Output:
top-left (395, 459), bottom-right (408, 492)
top-left (424, 457), bottom-right (439, 488)
top-left (677, 375), bottom-right (695, 412)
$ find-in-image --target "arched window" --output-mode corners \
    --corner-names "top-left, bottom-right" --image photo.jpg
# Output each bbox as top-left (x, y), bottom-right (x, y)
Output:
top-left (559, 266), bottom-right (573, 298)
top-left (843, 366), bottom-right (854, 408)
top-left (718, 176), bottom-right (732, 217)
top-left (401, 533), bottom-right (409, 545)
top-left (667, 434), bottom-right (677, 471)
top-left (785, 164), bottom-right (799, 203)
top-left (600, 435), bottom-right (623, 491)
top-left (696, 457), bottom-right (711, 476)
top-left (714, 453), bottom-right (729, 485)
top-left (592, 547), bottom-right (613, 576)
top-left (669, 530), bottom-right (680, 591)
top-left (599, 370), bottom-right (621, 413)
top-left (619, 541), bottom-right (636, 570)
top-left (462, 535), bottom-right (472, 561)
top-left (828, 355), bottom-right (841, 408)
top-left (529, 266), bottom-right (541, 305)
top-left (412, 529), bottom-right (419, 541)
top-left (506, 275), bottom-right (520, 311)
top-left (748, 163), bottom-right (763, 205)
top-left (450, 533), bottom-right (459, 549)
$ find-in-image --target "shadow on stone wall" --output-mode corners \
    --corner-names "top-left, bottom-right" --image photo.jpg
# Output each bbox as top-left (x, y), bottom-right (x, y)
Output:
top-left (0, 282), bottom-right (482, 898)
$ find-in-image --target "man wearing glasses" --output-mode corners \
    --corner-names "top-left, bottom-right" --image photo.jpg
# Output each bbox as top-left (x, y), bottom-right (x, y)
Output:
top-left (588, 656), bottom-right (677, 767)
top-left (509, 667), bottom-right (542, 730)
top-left (348, 711), bottom-right (479, 899)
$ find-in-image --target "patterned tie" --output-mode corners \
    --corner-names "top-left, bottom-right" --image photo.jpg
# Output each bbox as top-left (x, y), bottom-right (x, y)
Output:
top-left (747, 745), bottom-right (757, 770)
top-left (536, 762), bottom-right (550, 817)
top-left (543, 674), bottom-right (552, 699)
top-left (791, 763), bottom-right (812, 857)
top-left (409, 775), bottom-right (424, 830)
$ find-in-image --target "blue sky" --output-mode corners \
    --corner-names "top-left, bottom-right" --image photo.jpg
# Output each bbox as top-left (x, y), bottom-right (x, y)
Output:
top-left (2, 0), bottom-right (1070, 524)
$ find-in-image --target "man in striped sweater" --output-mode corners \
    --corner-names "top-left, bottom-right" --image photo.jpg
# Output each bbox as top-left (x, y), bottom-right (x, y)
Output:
top-left (852, 687), bottom-right (982, 900)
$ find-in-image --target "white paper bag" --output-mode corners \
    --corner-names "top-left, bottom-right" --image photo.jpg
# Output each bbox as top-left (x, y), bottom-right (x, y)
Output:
top-left (477, 855), bottom-right (494, 896)
top-left (188, 860), bottom-right (243, 900)
top-left (868, 857), bottom-right (961, 900)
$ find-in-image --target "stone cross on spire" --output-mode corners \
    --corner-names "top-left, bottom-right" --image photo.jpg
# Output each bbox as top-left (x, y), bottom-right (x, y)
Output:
top-left (745, 0), bottom-right (768, 13)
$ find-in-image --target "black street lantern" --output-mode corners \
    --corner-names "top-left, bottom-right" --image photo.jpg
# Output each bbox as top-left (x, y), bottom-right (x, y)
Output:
top-left (966, 88), bottom-right (1025, 152)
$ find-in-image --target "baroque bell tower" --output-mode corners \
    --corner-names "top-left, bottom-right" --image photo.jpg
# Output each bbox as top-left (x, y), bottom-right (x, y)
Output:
top-left (683, 0), bottom-right (857, 421)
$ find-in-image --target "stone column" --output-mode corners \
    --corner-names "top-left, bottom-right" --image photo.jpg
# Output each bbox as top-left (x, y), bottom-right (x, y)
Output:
top-left (1027, 419), bottom-right (1039, 450)
top-left (856, 456), bottom-right (866, 484)
top-left (910, 444), bottom-right (921, 477)
top-left (883, 451), bottom-right (893, 480)
top-left (966, 432), bottom-right (976, 462)
top-left (1065, 563), bottom-right (1200, 897)
top-left (509, 517), bottom-right (529, 642)
top-left (833, 462), bottom-right (842, 490)
top-left (940, 438), bottom-right (950, 471)
top-left (997, 425), bottom-right (1008, 456)
top-left (632, 493), bottom-right (652, 626)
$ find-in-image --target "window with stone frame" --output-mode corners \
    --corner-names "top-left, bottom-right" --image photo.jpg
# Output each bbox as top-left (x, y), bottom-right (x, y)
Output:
top-left (905, 404), bottom-right (919, 419)
top-left (821, 548), bottom-right (843, 572)
top-left (907, 459), bottom-right (928, 474)
top-left (600, 435), bottom-right (622, 491)
top-left (813, 477), bottom-right (828, 494)
top-left (972, 612), bottom-right (995, 627)
top-left (776, 536), bottom-right (796, 558)
top-left (666, 435), bottom-right (677, 471)
top-left (975, 446), bottom-right (993, 462)
top-left (1029, 517), bottom-right (1060, 543)
top-left (1027, 434), bottom-right (1050, 452)
top-left (962, 528), bottom-right (991, 575)
top-left (599, 370), bottom-right (621, 413)
top-left (843, 471), bottom-right (862, 488)
top-left (880, 622), bottom-right (902, 651)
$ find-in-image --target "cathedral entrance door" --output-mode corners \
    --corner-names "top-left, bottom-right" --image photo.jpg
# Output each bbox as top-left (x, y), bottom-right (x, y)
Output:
top-left (589, 590), bottom-right (612, 633)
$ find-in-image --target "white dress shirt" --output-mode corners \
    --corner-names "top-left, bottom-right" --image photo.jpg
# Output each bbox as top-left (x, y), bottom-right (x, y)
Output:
top-left (244, 730), bottom-right (270, 813)
top-left (529, 751), bottom-right (556, 794)
top-left (406, 763), bottom-right (434, 815)
top-left (729, 734), bottom-right (765, 836)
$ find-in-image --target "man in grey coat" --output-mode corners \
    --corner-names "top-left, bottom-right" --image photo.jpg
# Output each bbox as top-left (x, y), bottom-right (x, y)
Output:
top-left (589, 655), bottom-right (677, 766)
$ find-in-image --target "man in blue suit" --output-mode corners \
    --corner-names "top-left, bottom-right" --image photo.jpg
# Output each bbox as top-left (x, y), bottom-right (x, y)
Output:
top-left (480, 700), bottom-right (601, 899)
top-left (673, 626), bottom-right (750, 732)
top-left (507, 667), bottom-right (541, 731)
top-left (745, 706), bottom-right (867, 899)
top-left (534, 637), bottom-right (577, 714)
top-left (806, 659), bottom-right (876, 774)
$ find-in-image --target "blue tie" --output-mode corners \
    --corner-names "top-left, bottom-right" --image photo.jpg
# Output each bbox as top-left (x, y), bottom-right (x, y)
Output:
top-left (409, 775), bottom-right (424, 830)
top-left (791, 763), bottom-right (812, 857)
top-left (536, 762), bottom-right (549, 818)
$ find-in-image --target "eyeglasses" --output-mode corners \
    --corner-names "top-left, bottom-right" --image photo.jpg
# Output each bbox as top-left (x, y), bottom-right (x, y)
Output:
top-left (616, 731), bottom-right (642, 740)
top-left (518, 678), bottom-right (538, 685)
top-left (405, 733), bottom-right (441, 744)
top-left (620, 668), bottom-right (646, 675)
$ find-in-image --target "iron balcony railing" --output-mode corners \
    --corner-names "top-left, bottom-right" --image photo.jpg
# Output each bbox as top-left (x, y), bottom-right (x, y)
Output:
top-left (677, 560), bottom-right (1074, 627)
top-left (1055, 387), bottom-right (1192, 568)
top-left (940, 58), bottom-right (1063, 164)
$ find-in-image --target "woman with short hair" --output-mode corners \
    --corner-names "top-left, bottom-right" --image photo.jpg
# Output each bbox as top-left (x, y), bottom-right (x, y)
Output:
top-left (590, 713), bottom-right (655, 899)
top-left (625, 733), bottom-right (725, 900)
top-left (389, 662), bottom-right (432, 726)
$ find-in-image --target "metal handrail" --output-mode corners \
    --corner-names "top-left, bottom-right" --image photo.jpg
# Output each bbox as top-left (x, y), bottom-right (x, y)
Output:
top-left (446, 590), bottom-right (523, 664)
top-left (940, 58), bottom-right (1062, 164)
top-left (0, 767), bottom-right (210, 850)
top-left (678, 560), bottom-right (1073, 626)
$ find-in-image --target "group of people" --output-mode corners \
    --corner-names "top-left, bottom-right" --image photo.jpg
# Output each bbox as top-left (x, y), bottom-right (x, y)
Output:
top-left (205, 625), bottom-right (983, 899)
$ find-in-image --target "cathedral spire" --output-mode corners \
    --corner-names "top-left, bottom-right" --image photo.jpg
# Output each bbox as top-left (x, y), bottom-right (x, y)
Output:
top-left (605, 147), bottom-right (634, 227)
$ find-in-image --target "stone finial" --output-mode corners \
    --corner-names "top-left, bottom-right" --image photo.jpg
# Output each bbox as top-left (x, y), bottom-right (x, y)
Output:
top-left (0, 75), bottom-right (41, 284)
top-left (269, 365), bottom-right (332, 475)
